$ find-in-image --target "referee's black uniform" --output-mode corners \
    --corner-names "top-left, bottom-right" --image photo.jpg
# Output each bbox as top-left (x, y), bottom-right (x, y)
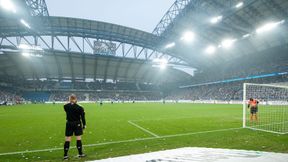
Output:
top-left (63, 101), bottom-right (86, 159)
top-left (64, 103), bottom-right (86, 136)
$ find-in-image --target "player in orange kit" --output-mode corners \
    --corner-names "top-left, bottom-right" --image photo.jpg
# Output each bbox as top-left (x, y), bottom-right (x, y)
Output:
top-left (248, 98), bottom-right (259, 122)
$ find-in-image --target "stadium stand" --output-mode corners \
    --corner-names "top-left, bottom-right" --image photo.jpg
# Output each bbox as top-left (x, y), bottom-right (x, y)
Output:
top-left (0, 88), bottom-right (23, 105)
top-left (0, 73), bottom-right (287, 103)
top-left (0, 79), bottom-right (163, 103)
top-left (166, 74), bottom-right (288, 101)
top-left (22, 92), bottom-right (51, 102)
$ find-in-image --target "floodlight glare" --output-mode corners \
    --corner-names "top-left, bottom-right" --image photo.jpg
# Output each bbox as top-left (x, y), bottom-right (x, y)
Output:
top-left (210, 16), bottom-right (222, 24)
top-left (181, 31), bottom-right (195, 42)
top-left (22, 52), bottom-right (43, 58)
top-left (18, 44), bottom-right (30, 49)
top-left (256, 20), bottom-right (284, 34)
top-left (20, 19), bottom-right (31, 29)
top-left (0, 0), bottom-right (16, 13)
top-left (22, 52), bottom-right (30, 57)
top-left (159, 63), bottom-right (167, 69)
top-left (235, 2), bottom-right (243, 8)
top-left (153, 58), bottom-right (168, 69)
top-left (153, 58), bottom-right (168, 64)
top-left (279, 20), bottom-right (285, 24)
top-left (165, 42), bottom-right (175, 48)
top-left (221, 39), bottom-right (236, 48)
top-left (152, 64), bottom-right (167, 69)
top-left (205, 45), bottom-right (216, 54)
top-left (18, 44), bottom-right (43, 51)
top-left (242, 34), bottom-right (250, 38)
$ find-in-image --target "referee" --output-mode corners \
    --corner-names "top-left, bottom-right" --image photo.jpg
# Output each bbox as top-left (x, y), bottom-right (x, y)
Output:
top-left (63, 94), bottom-right (86, 160)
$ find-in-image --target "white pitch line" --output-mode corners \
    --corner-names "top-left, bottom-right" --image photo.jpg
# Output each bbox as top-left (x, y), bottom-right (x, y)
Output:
top-left (132, 116), bottom-right (243, 122)
top-left (246, 127), bottom-right (288, 135)
top-left (131, 116), bottom-right (196, 122)
top-left (128, 120), bottom-right (159, 138)
top-left (160, 127), bottom-right (241, 138)
top-left (0, 127), bottom-right (242, 156)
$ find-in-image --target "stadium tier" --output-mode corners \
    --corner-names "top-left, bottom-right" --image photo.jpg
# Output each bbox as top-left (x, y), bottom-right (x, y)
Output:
top-left (0, 74), bottom-right (287, 103)
top-left (22, 92), bottom-right (51, 102)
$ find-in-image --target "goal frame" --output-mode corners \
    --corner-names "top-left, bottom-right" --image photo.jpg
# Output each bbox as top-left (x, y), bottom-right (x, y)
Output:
top-left (243, 82), bottom-right (288, 134)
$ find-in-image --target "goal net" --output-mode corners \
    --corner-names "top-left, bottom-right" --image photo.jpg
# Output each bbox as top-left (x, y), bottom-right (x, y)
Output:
top-left (243, 83), bottom-right (288, 134)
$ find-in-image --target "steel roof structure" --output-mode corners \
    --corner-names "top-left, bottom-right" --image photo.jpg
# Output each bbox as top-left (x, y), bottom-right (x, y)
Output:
top-left (0, 0), bottom-right (190, 83)
top-left (0, 51), bottom-right (191, 83)
top-left (155, 0), bottom-right (288, 69)
top-left (0, 0), bottom-right (287, 83)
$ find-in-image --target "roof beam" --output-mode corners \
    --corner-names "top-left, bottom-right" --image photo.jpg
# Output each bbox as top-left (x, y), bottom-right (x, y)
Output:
top-left (0, 16), bottom-right (187, 64)
top-left (152, 0), bottom-right (192, 36)
top-left (24, 0), bottom-right (49, 16)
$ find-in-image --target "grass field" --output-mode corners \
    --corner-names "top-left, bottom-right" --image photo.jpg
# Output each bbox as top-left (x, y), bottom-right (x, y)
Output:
top-left (0, 103), bottom-right (287, 161)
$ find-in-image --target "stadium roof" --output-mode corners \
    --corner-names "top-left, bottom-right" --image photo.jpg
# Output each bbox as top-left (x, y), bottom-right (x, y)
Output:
top-left (157, 0), bottom-right (288, 69)
top-left (0, 15), bottom-right (191, 83)
top-left (0, 50), bottom-right (191, 83)
top-left (0, 0), bottom-right (287, 83)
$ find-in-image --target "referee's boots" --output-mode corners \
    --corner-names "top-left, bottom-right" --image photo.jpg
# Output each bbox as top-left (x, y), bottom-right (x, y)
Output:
top-left (63, 156), bottom-right (69, 160)
top-left (78, 153), bottom-right (86, 158)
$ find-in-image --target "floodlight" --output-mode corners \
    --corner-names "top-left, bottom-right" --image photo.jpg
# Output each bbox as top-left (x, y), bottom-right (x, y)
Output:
top-left (153, 58), bottom-right (168, 64)
top-left (181, 31), bottom-right (195, 42)
top-left (256, 20), bottom-right (284, 34)
top-left (152, 58), bottom-right (159, 62)
top-left (279, 20), bottom-right (285, 24)
top-left (22, 52), bottom-right (30, 57)
top-left (235, 2), bottom-right (243, 8)
top-left (0, 0), bottom-right (16, 13)
top-left (205, 45), bottom-right (216, 54)
top-left (165, 42), bottom-right (175, 48)
top-left (221, 39), bottom-right (236, 48)
top-left (18, 44), bottom-right (43, 51)
top-left (152, 64), bottom-right (167, 69)
top-left (210, 16), bottom-right (222, 24)
top-left (153, 58), bottom-right (168, 69)
top-left (20, 19), bottom-right (31, 29)
top-left (22, 52), bottom-right (43, 58)
top-left (18, 44), bottom-right (30, 49)
top-left (242, 34), bottom-right (250, 38)
top-left (159, 63), bottom-right (167, 69)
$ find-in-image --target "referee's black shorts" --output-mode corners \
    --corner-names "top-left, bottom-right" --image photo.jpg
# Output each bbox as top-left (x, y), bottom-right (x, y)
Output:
top-left (65, 121), bottom-right (83, 136)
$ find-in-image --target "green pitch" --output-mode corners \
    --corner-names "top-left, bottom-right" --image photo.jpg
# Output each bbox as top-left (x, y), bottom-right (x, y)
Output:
top-left (0, 103), bottom-right (287, 161)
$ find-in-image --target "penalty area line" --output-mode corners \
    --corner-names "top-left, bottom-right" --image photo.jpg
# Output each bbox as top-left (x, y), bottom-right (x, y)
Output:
top-left (0, 127), bottom-right (242, 156)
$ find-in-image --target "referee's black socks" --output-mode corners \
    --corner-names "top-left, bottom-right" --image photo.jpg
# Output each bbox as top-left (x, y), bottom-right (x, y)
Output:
top-left (64, 141), bottom-right (70, 156)
top-left (77, 140), bottom-right (83, 155)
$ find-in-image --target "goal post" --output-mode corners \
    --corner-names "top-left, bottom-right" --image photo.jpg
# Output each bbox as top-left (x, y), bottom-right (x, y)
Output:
top-left (243, 83), bottom-right (288, 134)
top-left (243, 83), bottom-right (246, 128)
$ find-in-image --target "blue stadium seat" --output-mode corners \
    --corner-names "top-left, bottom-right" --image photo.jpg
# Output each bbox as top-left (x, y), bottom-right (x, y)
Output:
top-left (23, 92), bottom-right (51, 102)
